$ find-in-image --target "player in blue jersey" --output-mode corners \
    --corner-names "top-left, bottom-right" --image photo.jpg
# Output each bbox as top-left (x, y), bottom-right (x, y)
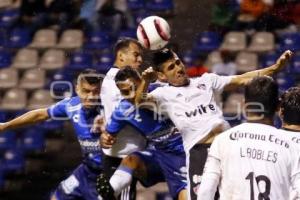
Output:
top-left (97, 67), bottom-right (187, 200)
top-left (0, 69), bottom-right (106, 200)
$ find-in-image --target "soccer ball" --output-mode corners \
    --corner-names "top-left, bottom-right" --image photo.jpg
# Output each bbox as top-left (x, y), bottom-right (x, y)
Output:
top-left (137, 16), bottom-right (171, 50)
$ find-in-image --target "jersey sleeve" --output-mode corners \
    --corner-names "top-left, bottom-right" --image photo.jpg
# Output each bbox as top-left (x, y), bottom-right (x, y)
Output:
top-left (197, 136), bottom-right (222, 200)
top-left (290, 145), bottom-right (300, 198)
top-left (202, 73), bottom-right (233, 92)
top-left (47, 98), bottom-right (70, 119)
top-left (105, 106), bottom-right (127, 135)
top-left (149, 87), bottom-right (165, 105)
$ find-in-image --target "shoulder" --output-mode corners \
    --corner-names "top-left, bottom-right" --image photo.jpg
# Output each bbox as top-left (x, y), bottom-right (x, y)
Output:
top-left (114, 100), bottom-right (135, 117)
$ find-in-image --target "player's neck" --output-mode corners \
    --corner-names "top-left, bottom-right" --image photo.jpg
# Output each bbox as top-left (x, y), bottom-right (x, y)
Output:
top-left (282, 123), bottom-right (300, 132)
top-left (246, 114), bottom-right (273, 126)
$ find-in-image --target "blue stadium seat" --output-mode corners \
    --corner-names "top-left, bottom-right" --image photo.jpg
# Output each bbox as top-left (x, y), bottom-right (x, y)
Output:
top-left (0, 131), bottom-right (17, 151)
top-left (47, 69), bottom-right (74, 99)
top-left (0, 168), bottom-right (4, 189)
top-left (0, 50), bottom-right (12, 68)
top-left (127, 0), bottom-right (145, 10)
top-left (291, 55), bottom-right (300, 73)
top-left (2, 149), bottom-right (25, 172)
top-left (261, 53), bottom-right (278, 68)
top-left (21, 128), bottom-right (45, 152)
top-left (146, 0), bottom-right (174, 12)
top-left (276, 72), bottom-right (295, 92)
top-left (38, 120), bottom-right (64, 132)
top-left (84, 31), bottom-right (111, 50)
top-left (194, 32), bottom-right (221, 52)
top-left (5, 27), bottom-right (31, 48)
top-left (181, 51), bottom-right (196, 67)
top-left (133, 10), bottom-right (151, 25)
top-left (279, 33), bottom-right (300, 52)
top-left (94, 52), bottom-right (114, 73)
top-left (118, 29), bottom-right (136, 39)
top-left (67, 52), bottom-right (93, 71)
top-left (0, 9), bottom-right (19, 28)
top-left (0, 30), bottom-right (6, 47)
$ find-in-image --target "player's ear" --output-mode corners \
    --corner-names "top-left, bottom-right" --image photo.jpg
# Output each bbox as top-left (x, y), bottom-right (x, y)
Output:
top-left (118, 51), bottom-right (124, 62)
top-left (75, 83), bottom-right (80, 95)
top-left (157, 71), bottom-right (167, 82)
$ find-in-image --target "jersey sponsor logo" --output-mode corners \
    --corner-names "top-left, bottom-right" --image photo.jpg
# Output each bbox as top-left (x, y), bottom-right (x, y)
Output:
top-left (61, 175), bottom-right (79, 194)
top-left (73, 114), bottom-right (79, 123)
top-left (185, 104), bottom-right (216, 117)
top-left (78, 139), bottom-right (101, 153)
top-left (291, 136), bottom-right (300, 144)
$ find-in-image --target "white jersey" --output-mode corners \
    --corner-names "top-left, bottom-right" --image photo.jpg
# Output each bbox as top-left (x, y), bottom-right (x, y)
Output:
top-left (101, 67), bottom-right (146, 157)
top-left (198, 123), bottom-right (300, 200)
top-left (150, 73), bottom-right (232, 151)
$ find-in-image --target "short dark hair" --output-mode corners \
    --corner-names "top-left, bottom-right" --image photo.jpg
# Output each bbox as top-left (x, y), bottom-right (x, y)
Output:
top-left (115, 66), bottom-right (141, 83)
top-left (113, 37), bottom-right (142, 57)
top-left (280, 87), bottom-right (300, 125)
top-left (150, 48), bottom-right (174, 72)
top-left (77, 69), bottom-right (102, 85)
top-left (245, 76), bottom-right (279, 118)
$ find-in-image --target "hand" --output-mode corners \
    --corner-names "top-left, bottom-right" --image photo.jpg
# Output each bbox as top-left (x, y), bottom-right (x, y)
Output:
top-left (100, 131), bottom-right (116, 149)
top-left (275, 50), bottom-right (293, 69)
top-left (142, 67), bottom-right (157, 82)
top-left (91, 115), bottom-right (105, 134)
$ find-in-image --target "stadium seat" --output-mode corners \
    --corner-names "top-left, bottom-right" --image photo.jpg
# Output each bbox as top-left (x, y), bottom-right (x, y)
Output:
top-left (93, 52), bottom-right (114, 73)
top-left (194, 31), bottom-right (221, 52)
top-left (29, 29), bottom-right (57, 49)
top-left (67, 51), bottom-right (93, 71)
top-left (133, 11), bottom-right (151, 25)
top-left (260, 53), bottom-right (278, 68)
top-left (248, 32), bottom-right (275, 52)
top-left (21, 128), bottom-right (45, 152)
top-left (118, 29), bottom-right (136, 39)
top-left (181, 51), bottom-right (196, 67)
top-left (0, 50), bottom-right (12, 68)
top-left (291, 55), bottom-right (300, 73)
top-left (279, 33), bottom-right (300, 52)
top-left (39, 49), bottom-right (65, 71)
top-left (19, 69), bottom-right (46, 90)
top-left (0, 30), bottom-right (6, 47)
top-left (12, 48), bottom-right (39, 70)
top-left (235, 52), bottom-right (258, 73)
top-left (276, 72), bottom-right (295, 91)
top-left (5, 27), bottom-right (31, 49)
top-left (0, 131), bottom-right (17, 151)
top-left (0, 9), bottom-right (19, 28)
top-left (2, 149), bottom-right (25, 172)
top-left (27, 89), bottom-right (54, 110)
top-left (84, 31), bottom-right (111, 50)
top-left (56, 29), bottom-right (84, 50)
top-left (220, 31), bottom-right (246, 51)
top-left (127, 0), bottom-right (145, 10)
top-left (47, 70), bottom-right (74, 99)
top-left (0, 0), bottom-right (13, 9)
top-left (146, 0), bottom-right (174, 12)
top-left (0, 68), bottom-right (18, 89)
top-left (1, 88), bottom-right (27, 110)
top-left (204, 51), bottom-right (223, 69)
top-left (223, 93), bottom-right (244, 115)
top-left (0, 169), bottom-right (4, 189)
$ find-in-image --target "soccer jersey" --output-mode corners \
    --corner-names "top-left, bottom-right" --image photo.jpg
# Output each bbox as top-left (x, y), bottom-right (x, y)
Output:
top-left (150, 73), bottom-right (233, 151)
top-left (198, 123), bottom-right (300, 200)
top-left (106, 99), bottom-right (184, 154)
top-left (101, 67), bottom-right (147, 157)
top-left (47, 96), bottom-right (103, 169)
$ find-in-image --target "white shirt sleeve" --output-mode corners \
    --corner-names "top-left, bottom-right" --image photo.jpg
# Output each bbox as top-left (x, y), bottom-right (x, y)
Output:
top-left (149, 87), bottom-right (165, 105)
top-left (290, 146), bottom-right (300, 200)
top-left (197, 136), bottom-right (222, 200)
top-left (202, 73), bottom-right (233, 92)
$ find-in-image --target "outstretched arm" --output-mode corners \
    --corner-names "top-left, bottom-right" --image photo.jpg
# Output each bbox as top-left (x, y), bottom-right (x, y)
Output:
top-left (0, 108), bottom-right (50, 132)
top-left (227, 50), bottom-right (293, 88)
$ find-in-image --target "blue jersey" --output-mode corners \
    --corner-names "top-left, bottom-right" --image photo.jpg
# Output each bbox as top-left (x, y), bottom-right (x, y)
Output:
top-left (106, 99), bottom-right (184, 153)
top-left (47, 96), bottom-right (103, 169)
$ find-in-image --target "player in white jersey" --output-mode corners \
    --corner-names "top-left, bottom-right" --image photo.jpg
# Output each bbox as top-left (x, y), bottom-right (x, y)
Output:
top-left (99, 38), bottom-right (147, 200)
top-left (197, 76), bottom-right (300, 200)
top-left (137, 48), bottom-right (293, 200)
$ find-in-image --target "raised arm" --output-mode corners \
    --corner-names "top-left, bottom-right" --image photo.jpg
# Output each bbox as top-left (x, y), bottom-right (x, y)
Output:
top-left (134, 67), bottom-right (157, 105)
top-left (0, 108), bottom-right (50, 132)
top-left (228, 50), bottom-right (293, 87)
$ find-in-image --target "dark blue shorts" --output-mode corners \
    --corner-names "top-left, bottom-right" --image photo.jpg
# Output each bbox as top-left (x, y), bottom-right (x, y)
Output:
top-left (53, 164), bottom-right (101, 200)
top-left (133, 149), bottom-right (187, 198)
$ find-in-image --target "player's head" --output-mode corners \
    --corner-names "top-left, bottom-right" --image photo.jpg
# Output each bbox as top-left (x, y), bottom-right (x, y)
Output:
top-left (279, 87), bottom-right (300, 126)
top-left (114, 37), bottom-right (143, 70)
top-left (115, 66), bottom-right (141, 102)
top-left (245, 76), bottom-right (279, 119)
top-left (151, 48), bottom-right (189, 86)
top-left (76, 69), bottom-right (102, 109)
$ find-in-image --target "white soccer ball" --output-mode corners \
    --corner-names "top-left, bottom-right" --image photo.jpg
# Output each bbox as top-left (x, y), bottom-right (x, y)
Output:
top-left (137, 16), bottom-right (171, 50)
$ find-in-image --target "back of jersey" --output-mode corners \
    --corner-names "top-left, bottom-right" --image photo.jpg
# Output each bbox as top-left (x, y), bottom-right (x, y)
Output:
top-left (211, 123), bottom-right (300, 200)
